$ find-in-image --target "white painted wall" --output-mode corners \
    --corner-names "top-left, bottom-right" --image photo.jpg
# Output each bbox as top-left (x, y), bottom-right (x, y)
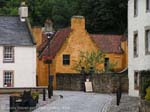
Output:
top-left (0, 46), bottom-right (36, 87)
top-left (128, 0), bottom-right (150, 96)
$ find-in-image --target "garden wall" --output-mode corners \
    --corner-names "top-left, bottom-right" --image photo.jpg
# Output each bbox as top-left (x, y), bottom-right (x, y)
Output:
top-left (140, 100), bottom-right (150, 112)
top-left (56, 73), bottom-right (128, 93)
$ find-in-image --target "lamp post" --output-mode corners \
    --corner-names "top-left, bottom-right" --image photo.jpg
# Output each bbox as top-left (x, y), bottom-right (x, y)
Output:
top-left (45, 31), bottom-right (55, 99)
top-left (116, 74), bottom-right (122, 105)
top-left (81, 67), bottom-right (86, 91)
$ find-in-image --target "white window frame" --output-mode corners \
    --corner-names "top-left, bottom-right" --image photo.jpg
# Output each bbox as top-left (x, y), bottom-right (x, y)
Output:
top-left (3, 46), bottom-right (14, 63)
top-left (3, 71), bottom-right (14, 87)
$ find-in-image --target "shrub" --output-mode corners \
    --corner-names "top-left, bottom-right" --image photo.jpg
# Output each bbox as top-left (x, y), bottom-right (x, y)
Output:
top-left (145, 87), bottom-right (150, 101)
top-left (142, 80), bottom-right (150, 99)
top-left (32, 92), bottom-right (39, 100)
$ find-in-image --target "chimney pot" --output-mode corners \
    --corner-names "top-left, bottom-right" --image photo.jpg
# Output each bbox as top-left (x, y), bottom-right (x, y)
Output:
top-left (44, 19), bottom-right (54, 33)
top-left (19, 2), bottom-right (28, 22)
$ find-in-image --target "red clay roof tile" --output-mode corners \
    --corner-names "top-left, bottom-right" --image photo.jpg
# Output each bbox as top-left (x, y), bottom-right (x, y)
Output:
top-left (38, 28), bottom-right (126, 59)
top-left (38, 27), bottom-right (71, 59)
top-left (91, 34), bottom-right (124, 54)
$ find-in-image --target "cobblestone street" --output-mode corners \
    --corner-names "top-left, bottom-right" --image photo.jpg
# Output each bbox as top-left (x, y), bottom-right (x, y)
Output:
top-left (0, 92), bottom-right (141, 112)
top-left (0, 91), bottom-right (112, 112)
top-left (107, 94), bottom-right (140, 112)
top-left (33, 91), bottom-right (112, 112)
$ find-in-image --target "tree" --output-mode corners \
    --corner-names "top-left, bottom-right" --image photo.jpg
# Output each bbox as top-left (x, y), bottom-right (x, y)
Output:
top-left (72, 51), bottom-right (105, 73)
top-left (0, 0), bottom-right (20, 15)
top-left (74, 0), bottom-right (128, 34)
top-left (0, 0), bottom-right (128, 34)
top-left (27, 0), bottom-right (45, 26)
top-left (51, 0), bottom-right (73, 29)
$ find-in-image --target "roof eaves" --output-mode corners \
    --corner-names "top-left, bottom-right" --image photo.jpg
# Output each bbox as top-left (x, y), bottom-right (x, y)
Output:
top-left (26, 18), bottom-right (36, 45)
top-left (38, 41), bottom-right (49, 59)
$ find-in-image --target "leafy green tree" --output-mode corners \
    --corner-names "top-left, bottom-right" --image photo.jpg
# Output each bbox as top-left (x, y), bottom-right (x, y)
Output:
top-left (0, 0), bottom-right (6, 7)
top-left (72, 51), bottom-right (105, 73)
top-left (0, 0), bottom-right (128, 34)
top-left (0, 0), bottom-right (20, 15)
top-left (27, 0), bottom-right (45, 26)
top-left (74, 0), bottom-right (127, 34)
top-left (51, 0), bottom-right (72, 29)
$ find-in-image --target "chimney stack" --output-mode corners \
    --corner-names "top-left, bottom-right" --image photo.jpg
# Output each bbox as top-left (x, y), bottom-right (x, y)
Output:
top-left (71, 16), bottom-right (85, 31)
top-left (19, 2), bottom-right (28, 22)
top-left (43, 19), bottom-right (54, 33)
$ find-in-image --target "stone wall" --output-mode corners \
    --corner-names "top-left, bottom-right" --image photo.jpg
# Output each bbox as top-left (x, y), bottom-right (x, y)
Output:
top-left (56, 73), bottom-right (128, 93)
top-left (140, 100), bottom-right (150, 112)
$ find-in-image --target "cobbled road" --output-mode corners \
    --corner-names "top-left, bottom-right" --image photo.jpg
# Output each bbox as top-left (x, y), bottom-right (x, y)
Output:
top-left (33, 91), bottom-right (112, 112)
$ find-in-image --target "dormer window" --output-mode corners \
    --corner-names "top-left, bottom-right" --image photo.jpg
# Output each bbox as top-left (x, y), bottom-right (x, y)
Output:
top-left (3, 46), bottom-right (14, 63)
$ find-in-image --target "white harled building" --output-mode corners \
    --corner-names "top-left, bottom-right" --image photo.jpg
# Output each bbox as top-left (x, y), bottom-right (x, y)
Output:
top-left (0, 2), bottom-right (36, 88)
top-left (128, 0), bottom-right (150, 96)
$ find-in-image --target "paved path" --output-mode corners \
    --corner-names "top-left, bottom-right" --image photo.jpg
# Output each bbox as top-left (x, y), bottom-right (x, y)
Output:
top-left (107, 94), bottom-right (140, 112)
top-left (0, 94), bottom-right (9, 112)
top-left (33, 91), bottom-right (112, 112)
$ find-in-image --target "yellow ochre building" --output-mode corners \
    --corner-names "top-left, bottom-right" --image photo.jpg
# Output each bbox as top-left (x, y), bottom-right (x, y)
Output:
top-left (32, 16), bottom-right (128, 88)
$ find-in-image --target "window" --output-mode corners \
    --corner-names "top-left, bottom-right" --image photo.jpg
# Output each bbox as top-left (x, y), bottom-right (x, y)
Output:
top-left (146, 0), bottom-right (150, 11)
top-left (145, 29), bottom-right (150, 54)
top-left (63, 55), bottom-right (70, 65)
top-left (3, 71), bottom-right (14, 87)
top-left (134, 0), bottom-right (138, 16)
top-left (134, 71), bottom-right (139, 90)
top-left (133, 33), bottom-right (138, 57)
top-left (3, 46), bottom-right (14, 63)
top-left (104, 58), bottom-right (109, 72)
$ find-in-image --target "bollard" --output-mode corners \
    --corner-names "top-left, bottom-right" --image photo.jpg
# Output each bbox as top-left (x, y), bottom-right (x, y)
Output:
top-left (48, 85), bottom-right (51, 99)
top-left (118, 88), bottom-right (122, 100)
top-left (118, 76), bottom-right (122, 99)
top-left (43, 89), bottom-right (46, 101)
top-left (50, 85), bottom-right (53, 96)
top-left (116, 89), bottom-right (120, 106)
top-left (10, 96), bottom-right (16, 112)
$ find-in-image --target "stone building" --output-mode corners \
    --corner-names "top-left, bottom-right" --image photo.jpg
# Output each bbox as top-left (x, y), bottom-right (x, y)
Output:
top-left (34, 16), bottom-right (128, 88)
top-left (128, 0), bottom-right (150, 96)
top-left (0, 3), bottom-right (36, 88)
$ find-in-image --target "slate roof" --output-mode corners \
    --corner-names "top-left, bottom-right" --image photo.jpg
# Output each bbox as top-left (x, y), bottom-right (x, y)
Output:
top-left (0, 16), bottom-right (36, 46)
top-left (38, 28), bottom-right (126, 59)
